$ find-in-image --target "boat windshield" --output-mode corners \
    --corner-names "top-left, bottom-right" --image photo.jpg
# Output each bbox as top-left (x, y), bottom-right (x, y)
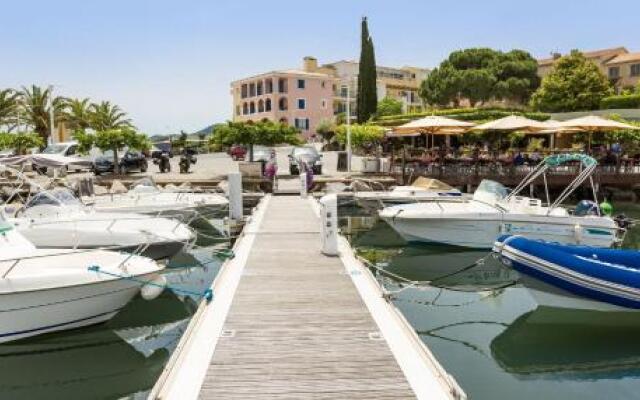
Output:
top-left (473, 180), bottom-right (509, 203)
top-left (26, 188), bottom-right (81, 208)
top-left (41, 144), bottom-right (68, 154)
top-left (130, 178), bottom-right (159, 193)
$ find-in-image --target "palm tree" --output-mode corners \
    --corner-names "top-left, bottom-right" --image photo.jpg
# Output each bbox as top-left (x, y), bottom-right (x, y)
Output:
top-left (89, 101), bottom-right (132, 131)
top-left (0, 89), bottom-right (21, 132)
top-left (66, 98), bottom-right (93, 132)
top-left (20, 85), bottom-right (67, 142)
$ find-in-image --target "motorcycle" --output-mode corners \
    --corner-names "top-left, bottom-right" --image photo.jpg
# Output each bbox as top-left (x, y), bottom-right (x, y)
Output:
top-left (153, 151), bottom-right (171, 173)
top-left (179, 151), bottom-right (197, 174)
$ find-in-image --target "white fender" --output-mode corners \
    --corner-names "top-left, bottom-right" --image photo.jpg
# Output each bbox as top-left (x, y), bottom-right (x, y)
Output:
top-left (141, 274), bottom-right (167, 301)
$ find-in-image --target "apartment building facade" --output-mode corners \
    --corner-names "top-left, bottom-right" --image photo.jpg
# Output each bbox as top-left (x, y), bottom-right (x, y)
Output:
top-left (304, 57), bottom-right (430, 115)
top-left (538, 47), bottom-right (640, 92)
top-left (230, 57), bottom-right (430, 138)
top-left (230, 67), bottom-right (336, 139)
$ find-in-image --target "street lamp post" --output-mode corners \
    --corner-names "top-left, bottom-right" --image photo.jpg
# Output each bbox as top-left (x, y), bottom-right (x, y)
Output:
top-left (48, 85), bottom-right (55, 145)
top-left (345, 83), bottom-right (352, 173)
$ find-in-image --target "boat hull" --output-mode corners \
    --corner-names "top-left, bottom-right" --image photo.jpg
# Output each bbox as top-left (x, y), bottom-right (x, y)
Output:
top-left (380, 206), bottom-right (617, 249)
top-left (0, 272), bottom-right (157, 343)
top-left (496, 237), bottom-right (640, 309)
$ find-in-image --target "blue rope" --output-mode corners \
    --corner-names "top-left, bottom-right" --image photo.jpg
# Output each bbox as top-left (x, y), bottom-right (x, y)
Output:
top-left (88, 265), bottom-right (214, 302)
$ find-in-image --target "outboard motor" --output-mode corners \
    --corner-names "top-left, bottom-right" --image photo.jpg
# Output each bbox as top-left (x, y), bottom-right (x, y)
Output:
top-left (614, 213), bottom-right (633, 230)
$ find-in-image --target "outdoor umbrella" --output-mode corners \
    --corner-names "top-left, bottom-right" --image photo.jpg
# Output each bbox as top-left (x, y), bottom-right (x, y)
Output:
top-left (558, 115), bottom-right (639, 152)
top-left (472, 115), bottom-right (547, 132)
top-left (390, 116), bottom-right (474, 148)
top-left (471, 115), bottom-right (548, 152)
top-left (392, 116), bottom-right (475, 134)
top-left (537, 120), bottom-right (581, 149)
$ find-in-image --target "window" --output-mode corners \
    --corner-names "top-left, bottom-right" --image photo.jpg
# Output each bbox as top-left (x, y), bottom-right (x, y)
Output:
top-left (241, 84), bottom-right (248, 99)
top-left (297, 79), bottom-right (305, 89)
top-left (265, 98), bottom-right (272, 112)
top-left (340, 86), bottom-right (348, 97)
top-left (321, 99), bottom-right (327, 109)
top-left (294, 118), bottom-right (310, 131)
top-left (257, 81), bottom-right (263, 96)
top-left (265, 78), bottom-right (273, 94)
top-left (236, 105), bottom-right (241, 116)
top-left (242, 103), bottom-right (248, 115)
top-left (631, 64), bottom-right (640, 77)
top-left (249, 102), bottom-right (256, 114)
top-left (297, 99), bottom-right (306, 110)
top-left (321, 81), bottom-right (325, 88)
top-left (278, 97), bottom-right (288, 111)
top-left (249, 83), bottom-right (256, 97)
top-left (609, 66), bottom-right (620, 79)
top-left (278, 78), bottom-right (287, 93)
top-left (258, 99), bottom-right (264, 113)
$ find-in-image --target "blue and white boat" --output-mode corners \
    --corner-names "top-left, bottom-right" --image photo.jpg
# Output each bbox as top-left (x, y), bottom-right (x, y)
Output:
top-left (494, 235), bottom-right (640, 309)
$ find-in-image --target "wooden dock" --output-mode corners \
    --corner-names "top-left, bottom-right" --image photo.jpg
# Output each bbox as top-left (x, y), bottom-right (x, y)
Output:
top-left (149, 187), bottom-right (464, 399)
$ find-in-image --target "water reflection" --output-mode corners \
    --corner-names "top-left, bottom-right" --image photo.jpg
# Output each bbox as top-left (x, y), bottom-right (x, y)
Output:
top-left (340, 203), bottom-right (640, 400)
top-left (0, 291), bottom-right (189, 400)
top-left (0, 216), bottom-right (229, 400)
top-left (491, 306), bottom-right (640, 377)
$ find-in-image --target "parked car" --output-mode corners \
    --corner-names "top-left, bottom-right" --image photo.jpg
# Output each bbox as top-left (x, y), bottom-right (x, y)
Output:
top-left (93, 150), bottom-right (148, 175)
top-left (253, 146), bottom-right (275, 162)
top-left (36, 141), bottom-right (92, 173)
top-left (228, 145), bottom-right (247, 161)
top-left (288, 146), bottom-right (322, 175)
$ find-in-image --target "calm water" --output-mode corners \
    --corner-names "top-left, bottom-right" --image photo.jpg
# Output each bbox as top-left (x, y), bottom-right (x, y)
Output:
top-left (340, 202), bottom-right (640, 400)
top-left (0, 215), bottom-right (231, 400)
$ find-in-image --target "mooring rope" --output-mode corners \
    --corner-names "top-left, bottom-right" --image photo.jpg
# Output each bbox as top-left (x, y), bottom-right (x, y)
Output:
top-left (88, 265), bottom-right (214, 302)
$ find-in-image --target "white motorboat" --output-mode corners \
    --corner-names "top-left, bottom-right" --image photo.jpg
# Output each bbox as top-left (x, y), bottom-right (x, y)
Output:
top-left (4, 188), bottom-right (195, 260)
top-left (354, 177), bottom-right (468, 211)
top-left (0, 219), bottom-right (165, 343)
top-left (86, 178), bottom-right (228, 218)
top-left (380, 154), bottom-right (624, 249)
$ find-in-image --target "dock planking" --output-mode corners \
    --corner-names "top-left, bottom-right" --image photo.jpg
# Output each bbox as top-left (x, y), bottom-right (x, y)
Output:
top-left (198, 195), bottom-right (417, 399)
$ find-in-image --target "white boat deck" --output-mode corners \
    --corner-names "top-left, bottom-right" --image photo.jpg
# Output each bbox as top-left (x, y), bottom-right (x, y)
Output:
top-left (148, 189), bottom-right (463, 400)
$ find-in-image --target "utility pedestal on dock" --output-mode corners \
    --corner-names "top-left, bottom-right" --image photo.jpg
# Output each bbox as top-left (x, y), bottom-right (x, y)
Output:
top-left (150, 194), bottom-right (463, 400)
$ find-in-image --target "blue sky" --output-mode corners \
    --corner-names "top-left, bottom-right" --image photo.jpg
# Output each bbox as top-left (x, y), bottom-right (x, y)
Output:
top-left (2, 0), bottom-right (638, 135)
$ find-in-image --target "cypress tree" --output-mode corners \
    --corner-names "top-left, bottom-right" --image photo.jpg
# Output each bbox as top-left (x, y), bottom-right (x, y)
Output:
top-left (357, 17), bottom-right (378, 123)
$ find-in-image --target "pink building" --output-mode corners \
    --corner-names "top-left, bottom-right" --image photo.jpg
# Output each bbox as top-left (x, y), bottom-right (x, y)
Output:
top-left (230, 58), bottom-right (336, 140)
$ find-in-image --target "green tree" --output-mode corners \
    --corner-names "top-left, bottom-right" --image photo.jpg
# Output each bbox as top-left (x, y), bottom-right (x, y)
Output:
top-left (357, 17), bottom-right (378, 123)
top-left (530, 51), bottom-right (613, 112)
top-left (419, 63), bottom-right (462, 107)
top-left (11, 132), bottom-right (44, 155)
top-left (20, 85), bottom-right (67, 143)
top-left (0, 89), bottom-right (21, 132)
top-left (89, 101), bottom-right (132, 131)
top-left (315, 119), bottom-right (337, 145)
top-left (419, 48), bottom-right (540, 107)
top-left (66, 98), bottom-right (93, 132)
top-left (211, 121), bottom-right (301, 161)
top-left (76, 128), bottom-right (149, 174)
top-left (335, 123), bottom-right (385, 149)
top-left (377, 97), bottom-right (403, 117)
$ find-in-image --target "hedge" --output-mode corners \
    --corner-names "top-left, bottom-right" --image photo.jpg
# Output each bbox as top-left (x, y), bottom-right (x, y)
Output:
top-left (375, 108), bottom-right (550, 127)
top-left (600, 94), bottom-right (640, 110)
